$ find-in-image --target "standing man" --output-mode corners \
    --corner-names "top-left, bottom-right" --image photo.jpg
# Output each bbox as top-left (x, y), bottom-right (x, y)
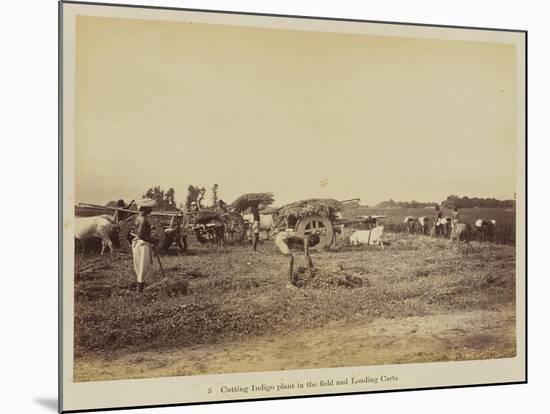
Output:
top-left (451, 206), bottom-right (460, 236)
top-left (331, 211), bottom-right (345, 247)
top-left (250, 204), bottom-right (261, 253)
top-left (432, 205), bottom-right (443, 238)
top-left (132, 198), bottom-right (159, 293)
top-left (274, 227), bottom-right (321, 288)
top-left (451, 206), bottom-right (460, 224)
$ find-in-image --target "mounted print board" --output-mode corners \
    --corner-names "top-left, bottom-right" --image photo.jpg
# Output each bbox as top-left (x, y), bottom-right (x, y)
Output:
top-left (59, 1), bottom-right (526, 412)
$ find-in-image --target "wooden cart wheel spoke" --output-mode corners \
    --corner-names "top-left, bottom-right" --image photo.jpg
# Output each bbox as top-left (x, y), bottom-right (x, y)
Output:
top-left (296, 215), bottom-right (334, 250)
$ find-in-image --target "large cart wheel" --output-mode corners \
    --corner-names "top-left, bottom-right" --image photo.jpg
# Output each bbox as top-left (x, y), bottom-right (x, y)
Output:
top-left (118, 215), bottom-right (166, 253)
top-left (296, 215), bottom-right (334, 250)
top-left (221, 213), bottom-right (246, 244)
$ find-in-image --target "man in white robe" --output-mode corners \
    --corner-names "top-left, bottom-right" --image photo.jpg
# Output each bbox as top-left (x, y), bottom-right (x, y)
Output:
top-left (132, 198), bottom-right (158, 292)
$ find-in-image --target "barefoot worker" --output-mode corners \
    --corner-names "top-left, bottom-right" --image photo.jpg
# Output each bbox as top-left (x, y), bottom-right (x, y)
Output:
top-left (250, 204), bottom-right (261, 253)
top-left (450, 206), bottom-right (460, 237)
top-left (432, 205), bottom-right (444, 238)
top-left (451, 206), bottom-right (460, 226)
top-left (274, 227), bottom-right (321, 288)
top-left (132, 198), bottom-right (159, 293)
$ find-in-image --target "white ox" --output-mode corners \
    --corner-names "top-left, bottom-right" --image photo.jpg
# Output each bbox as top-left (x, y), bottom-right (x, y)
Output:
top-left (349, 226), bottom-right (385, 248)
top-left (75, 215), bottom-right (117, 255)
top-left (451, 223), bottom-right (469, 243)
top-left (418, 216), bottom-right (430, 235)
top-left (243, 213), bottom-right (276, 241)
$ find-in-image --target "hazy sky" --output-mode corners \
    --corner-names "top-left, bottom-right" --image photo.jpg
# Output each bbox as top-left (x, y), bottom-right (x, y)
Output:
top-left (75, 16), bottom-right (517, 207)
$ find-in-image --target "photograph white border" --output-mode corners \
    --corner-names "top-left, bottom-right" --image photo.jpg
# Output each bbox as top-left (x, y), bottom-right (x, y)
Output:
top-left (60, 2), bottom-right (526, 411)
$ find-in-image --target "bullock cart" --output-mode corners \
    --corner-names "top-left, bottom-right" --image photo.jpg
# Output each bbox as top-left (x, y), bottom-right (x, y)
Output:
top-left (187, 209), bottom-right (246, 246)
top-left (75, 202), bottom-right (247, 253)
top-left (275, 199), bottom-right (386, 250)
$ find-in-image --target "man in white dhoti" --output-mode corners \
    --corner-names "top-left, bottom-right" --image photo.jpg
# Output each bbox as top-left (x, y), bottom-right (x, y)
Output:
top-left (132, 198), bottom-right (158, 293)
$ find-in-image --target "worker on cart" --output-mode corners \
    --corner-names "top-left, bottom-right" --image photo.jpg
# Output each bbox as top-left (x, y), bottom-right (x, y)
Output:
top-left (273, 221), bottom-right (321, 288)
top-left (217, 199), bottom-right (228, 213)
top-left (131, 198), bottom-right (159, 293)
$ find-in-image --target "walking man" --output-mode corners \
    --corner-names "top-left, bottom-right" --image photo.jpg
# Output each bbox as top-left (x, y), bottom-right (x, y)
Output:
top-left (274, 227), bottom-right (321, 288)
top-left (132, 198), bottom-right (159, 293)
top-left (451, 206), bottom-right (460, 237)
top-left (250, 204), bottom-right (261, 253)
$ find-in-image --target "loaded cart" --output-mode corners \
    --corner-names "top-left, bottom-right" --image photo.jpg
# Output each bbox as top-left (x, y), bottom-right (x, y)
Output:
top-left (275, 198), bottom-right (386, 249)
top-left (75, 201), bottom-right (247, 253)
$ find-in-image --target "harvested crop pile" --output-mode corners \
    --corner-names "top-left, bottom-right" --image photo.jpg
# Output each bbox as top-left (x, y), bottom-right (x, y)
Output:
top-left (145, 277), bottom-right (189, 297)
top-left (75, 297), bottom-right (292, 354)
top-left (74, 235), bottom-right (516, 359)
top-left (194, 209), bottom-right (222, 224)
top-left (278, 198), bottom-right (342, 220)
top-left (231, 192), bottom-right (275, 213)
top-left (75, 301), bottom-right (230, 354)
top-left (293, 267), bottom-right (367, 289)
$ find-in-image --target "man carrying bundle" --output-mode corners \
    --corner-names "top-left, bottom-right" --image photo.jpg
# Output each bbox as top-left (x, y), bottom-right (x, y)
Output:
top-left (274, 225), bottom-right (321, 288)
top-left (132, 198), bottom-right (159, 293)
top-left (230, 193), bottom-right (275, 252)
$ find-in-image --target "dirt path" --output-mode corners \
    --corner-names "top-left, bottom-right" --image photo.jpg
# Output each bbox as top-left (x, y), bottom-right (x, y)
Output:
top-left (74, 307), bottom-right (516, 382)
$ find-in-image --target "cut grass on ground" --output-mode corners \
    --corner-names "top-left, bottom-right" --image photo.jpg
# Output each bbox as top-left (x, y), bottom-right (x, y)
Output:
top-left (74, 232), bottom-right (515, 360)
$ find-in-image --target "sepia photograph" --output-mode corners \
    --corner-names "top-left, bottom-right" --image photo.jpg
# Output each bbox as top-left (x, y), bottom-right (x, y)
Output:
top-left (60, 1), bottom-right (526, 411)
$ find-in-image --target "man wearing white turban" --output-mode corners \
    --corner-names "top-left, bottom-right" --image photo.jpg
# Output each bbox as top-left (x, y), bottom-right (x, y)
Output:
top-left (132, 198), bottom-right (158, 292)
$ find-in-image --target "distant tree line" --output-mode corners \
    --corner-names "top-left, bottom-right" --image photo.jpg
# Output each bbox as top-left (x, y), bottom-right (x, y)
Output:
top-left (375, 195), bottom-right (515, 209)
top-left (440, 195), bottom-right (515, 209)
top-left (375, 199), bottom-right (439, 209)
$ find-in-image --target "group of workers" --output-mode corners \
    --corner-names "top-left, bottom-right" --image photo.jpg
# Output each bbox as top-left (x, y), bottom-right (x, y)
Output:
top-left (130, 199), bottom-right (319, 293)
top-left (432, 205), bottom-right (460, 237)
top-left (130, 199), bottom-right (470, 292)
